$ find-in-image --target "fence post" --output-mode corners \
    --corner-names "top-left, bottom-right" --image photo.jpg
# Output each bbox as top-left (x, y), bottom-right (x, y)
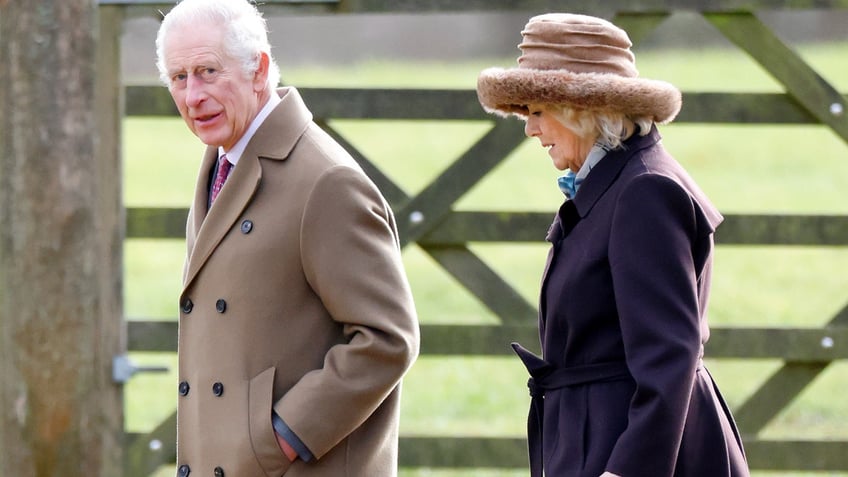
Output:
top-left (0, 2), bottom-right (124, 476)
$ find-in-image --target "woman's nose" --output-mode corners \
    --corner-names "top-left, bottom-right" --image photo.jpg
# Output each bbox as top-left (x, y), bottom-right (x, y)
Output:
top-left (524, 117), bottom-right (539, 137)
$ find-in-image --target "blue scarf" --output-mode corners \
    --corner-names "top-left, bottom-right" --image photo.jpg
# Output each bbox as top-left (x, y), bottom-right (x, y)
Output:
top-left (557, 144), bottom-right (609, 199)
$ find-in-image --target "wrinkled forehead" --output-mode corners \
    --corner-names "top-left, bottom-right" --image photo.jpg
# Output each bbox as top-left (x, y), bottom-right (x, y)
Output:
top-left (164, 20), bottom-right (228, 66)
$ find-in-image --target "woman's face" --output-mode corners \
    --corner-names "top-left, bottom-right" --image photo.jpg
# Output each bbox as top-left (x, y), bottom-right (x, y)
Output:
top-left (524, 105), bottom-right (596, 171)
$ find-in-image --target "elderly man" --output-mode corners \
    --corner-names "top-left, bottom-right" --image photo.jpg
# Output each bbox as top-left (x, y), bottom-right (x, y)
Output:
top-left (155, 1), bottom-right (420, 476)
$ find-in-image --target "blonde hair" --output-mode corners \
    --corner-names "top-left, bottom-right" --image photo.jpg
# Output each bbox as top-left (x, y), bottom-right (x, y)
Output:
top-left (550, 106), bottom-right (653, 150)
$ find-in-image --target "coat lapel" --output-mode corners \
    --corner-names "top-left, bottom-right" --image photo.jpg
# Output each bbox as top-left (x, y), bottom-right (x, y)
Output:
top-left (571, 125), bottom-right (662, 219)
top-left (183, 146), bottom-right (262, 289)
top-left (182, 86), bottom-right (313, 291)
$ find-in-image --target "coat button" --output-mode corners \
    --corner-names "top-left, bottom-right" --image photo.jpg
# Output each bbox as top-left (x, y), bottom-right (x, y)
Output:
top-left (215, 299), bottom-right (227, 313)
top-left (181, 298), bottom-right (193, 314)
top-left (178, 381), bottom-right (190, 396)
top-left (212, 382), bottom-right (224, 397)
top-left (240, 220), bottom-right (253, 234)
top-left (214, 466), bottom-right (225, 477)
top-left (178, 464), bottom-right (190, 476)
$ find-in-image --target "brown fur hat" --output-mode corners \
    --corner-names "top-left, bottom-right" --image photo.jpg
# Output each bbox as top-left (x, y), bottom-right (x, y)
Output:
top-left (477, 13), bottom-right (682, 124)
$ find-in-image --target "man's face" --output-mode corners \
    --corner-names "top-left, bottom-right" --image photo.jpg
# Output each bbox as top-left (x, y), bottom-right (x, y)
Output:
top-left (164, 21), bottom-right (266, 150)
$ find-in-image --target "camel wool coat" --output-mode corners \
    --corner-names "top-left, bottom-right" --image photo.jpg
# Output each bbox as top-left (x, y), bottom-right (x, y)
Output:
top-left (176, 87), bottom-right (420, 477)
top-left (514, 126), bottom-right (749, 477)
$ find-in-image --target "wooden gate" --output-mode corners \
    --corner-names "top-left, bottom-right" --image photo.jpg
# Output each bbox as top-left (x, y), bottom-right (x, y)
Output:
top-left (100, 1), bottom-right (848, 474)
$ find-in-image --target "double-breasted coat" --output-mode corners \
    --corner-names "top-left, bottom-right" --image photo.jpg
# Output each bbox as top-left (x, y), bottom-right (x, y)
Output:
top-left (176, 87), bottom-right (420, 477)
top-left (514, 126), bottom-right (749, 477)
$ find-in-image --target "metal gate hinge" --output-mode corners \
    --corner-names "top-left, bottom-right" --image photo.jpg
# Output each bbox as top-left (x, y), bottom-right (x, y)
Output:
top-left (112, 354), bottom-right (169, 383)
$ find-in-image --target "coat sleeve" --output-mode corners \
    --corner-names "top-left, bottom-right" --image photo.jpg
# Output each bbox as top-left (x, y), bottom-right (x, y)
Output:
top-left (273, 164), bottom-right (420, 459)
top-left (605, 173), bottom-right (703, 477)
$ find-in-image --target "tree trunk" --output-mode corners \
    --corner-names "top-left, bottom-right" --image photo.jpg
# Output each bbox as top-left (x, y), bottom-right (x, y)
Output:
top-left (0, 1), bottom-right (124, 476)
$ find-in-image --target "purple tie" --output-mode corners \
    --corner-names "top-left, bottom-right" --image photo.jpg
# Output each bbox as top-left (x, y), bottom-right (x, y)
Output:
top-left (210, 154), bottom-right (232, 205)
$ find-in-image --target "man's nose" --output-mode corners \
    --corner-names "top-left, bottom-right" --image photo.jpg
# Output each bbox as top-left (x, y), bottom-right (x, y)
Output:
top-left (185, 75), bottom-right (206, 108)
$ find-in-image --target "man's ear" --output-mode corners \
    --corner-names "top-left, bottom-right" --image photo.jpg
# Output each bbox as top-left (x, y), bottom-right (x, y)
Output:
top-left (253, 52), bottom-right (270, 92)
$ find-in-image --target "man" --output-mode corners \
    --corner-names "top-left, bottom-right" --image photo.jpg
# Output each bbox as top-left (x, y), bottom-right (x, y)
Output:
top-left (155, 1), bottom-right (420, 476)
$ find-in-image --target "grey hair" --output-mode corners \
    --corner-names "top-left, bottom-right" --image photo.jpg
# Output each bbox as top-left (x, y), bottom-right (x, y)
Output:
top-left (550, 106), bottom-right (653, 150)
top-left (155, 0), bottom-right (281, 90)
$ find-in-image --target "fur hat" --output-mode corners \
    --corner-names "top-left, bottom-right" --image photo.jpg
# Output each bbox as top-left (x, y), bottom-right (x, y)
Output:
top-left (477, 13), bottom-right (682, 124)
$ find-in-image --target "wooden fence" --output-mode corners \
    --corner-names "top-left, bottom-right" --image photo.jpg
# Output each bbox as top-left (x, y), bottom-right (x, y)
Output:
top-left (98, 0), bottom-right (848, 475)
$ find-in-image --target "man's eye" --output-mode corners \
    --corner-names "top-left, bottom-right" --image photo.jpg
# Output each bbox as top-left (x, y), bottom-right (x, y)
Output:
top-left (201, 68), bottom-right (217, 79)
top-left (171, 73), bottom-right (187, 85)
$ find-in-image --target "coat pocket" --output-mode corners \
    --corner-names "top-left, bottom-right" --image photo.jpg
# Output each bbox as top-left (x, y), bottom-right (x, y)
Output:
top-left (249, 366), bottom-right (292, 476)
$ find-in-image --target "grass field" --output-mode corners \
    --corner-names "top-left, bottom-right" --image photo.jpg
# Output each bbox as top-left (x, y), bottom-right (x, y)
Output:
top-left (125, 42), bottom-right (848, 476)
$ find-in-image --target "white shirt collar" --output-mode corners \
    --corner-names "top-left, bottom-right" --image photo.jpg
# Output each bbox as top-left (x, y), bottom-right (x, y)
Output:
top-left (218, 91), bottom-right (282, 165)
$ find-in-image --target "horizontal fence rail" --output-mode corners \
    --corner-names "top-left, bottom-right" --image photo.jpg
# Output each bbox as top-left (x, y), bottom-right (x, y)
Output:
top-left (127, 207), bottom-right (848, 246)
top-left (126, 86), bottom-right (848, 124)
top-left (128, 320), bottom-right (848, 360)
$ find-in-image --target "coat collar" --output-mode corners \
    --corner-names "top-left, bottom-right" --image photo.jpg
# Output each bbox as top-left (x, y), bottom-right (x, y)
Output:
top-left (545, 125), bottom-right (723, 243)
top-left (183, 87), bottom-right (313, 290)
top-left (545, 126), bottom-right (662, 243)
top-left (572, 125), bottom-right (661, 218)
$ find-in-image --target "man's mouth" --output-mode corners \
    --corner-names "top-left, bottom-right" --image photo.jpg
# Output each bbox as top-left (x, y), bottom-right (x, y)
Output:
top-left (193, 112), bottom-right (221, 124)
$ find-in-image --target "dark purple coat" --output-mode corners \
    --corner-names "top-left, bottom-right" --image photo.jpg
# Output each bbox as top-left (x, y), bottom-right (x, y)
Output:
top-left (516, 126), bottom-right (749, 477)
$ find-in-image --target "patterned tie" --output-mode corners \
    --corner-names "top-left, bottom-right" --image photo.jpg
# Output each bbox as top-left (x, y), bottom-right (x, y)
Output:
top-left (210, 154), bottom-right (232, 205)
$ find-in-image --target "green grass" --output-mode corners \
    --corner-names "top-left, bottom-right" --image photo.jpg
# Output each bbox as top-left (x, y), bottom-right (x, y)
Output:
top-left (126, 43), bottom-right (848, 477)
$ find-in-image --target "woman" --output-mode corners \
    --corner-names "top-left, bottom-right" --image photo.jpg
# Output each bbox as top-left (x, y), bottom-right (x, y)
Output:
top-left (476, 13), bottom-right (749, 477)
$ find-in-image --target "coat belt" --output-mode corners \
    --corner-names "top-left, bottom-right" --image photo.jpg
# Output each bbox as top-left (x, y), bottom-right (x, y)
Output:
top-left (511, 342), bottom-right (632, 477)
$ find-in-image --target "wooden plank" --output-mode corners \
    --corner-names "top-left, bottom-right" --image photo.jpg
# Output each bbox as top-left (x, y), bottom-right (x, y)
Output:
top-left (418, 212), bottom-right (553, 244)
top-left (126, 208), bottom-right (848, 246)
top-left (733, 304), bottom-right (848, 434)
top-left (399, 436), bottom-right (527, 468)
top-left (612, 12), bottom-right (670, 46)
top-left (124, 86), bottom-right (846, 124)
top-left (422, 247), bottom-right (539, 325)
top-left (127, 321), bottom-right (848, 359)
top-left (395, 120), bottom-right (527, 247)
top-left (300, 88), bottom-right (491, 120)
top-left (124, 85), bottom-right (837, 124)
top-left (124, 412), bottom-right (177, 477)
top-left (315, 120), bottom-right (409, 206)
top-left (706, 12), bottom-right (848, 144)
top-left (707, 327), bottom-right (848, 361)
top-left (126, 207), bottom-right (187, 239)
top-left (415, 211), bottom-right (848, 245)
top-left (734, 362), bottom-right (829, 435)
top-left (715, 214), bottom-right (848, 245)
top-left (128, 321), bottom-right (178, 352)
top-left (420, 324), bottom-right (540, 355)
top-left (744, 440), bottom-right (848, 471)
top-left (125, 85), bottom-right (177, 116)
top-left (678, 92), bottom-right (824, 124)
top-left (397, 437), bottom-right (848, 470)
